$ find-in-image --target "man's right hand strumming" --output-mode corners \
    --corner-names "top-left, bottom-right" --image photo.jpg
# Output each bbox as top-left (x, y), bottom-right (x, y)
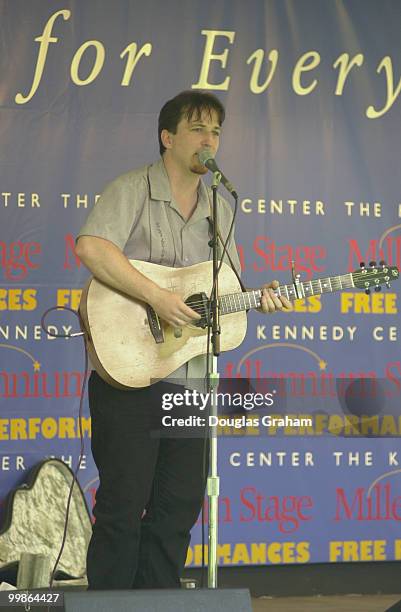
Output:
top-left (148, 287), bottom-right (201, 328)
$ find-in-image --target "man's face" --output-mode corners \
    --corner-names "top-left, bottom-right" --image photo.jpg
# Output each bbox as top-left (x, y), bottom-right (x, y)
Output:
top-left (163, 108), bottom-right (221, 175)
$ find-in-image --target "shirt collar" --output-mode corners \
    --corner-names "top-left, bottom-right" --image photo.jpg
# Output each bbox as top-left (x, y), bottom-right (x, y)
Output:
top-left (148, 158), bottom-right (172, 202)
top-left (192, 180), bottom-right (212, 222)
top-left (148, 158), bottom-right (211, 221)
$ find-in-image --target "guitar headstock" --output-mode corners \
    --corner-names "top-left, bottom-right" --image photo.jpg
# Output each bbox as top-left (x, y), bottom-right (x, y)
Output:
top-left (352, 260), bottom-right (400, 293)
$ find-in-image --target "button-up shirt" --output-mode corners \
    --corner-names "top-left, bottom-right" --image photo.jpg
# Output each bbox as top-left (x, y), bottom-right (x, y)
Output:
top-left (77, 157), bottom-right (241, 383)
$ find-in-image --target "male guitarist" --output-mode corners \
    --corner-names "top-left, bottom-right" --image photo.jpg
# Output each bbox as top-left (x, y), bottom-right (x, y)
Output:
top-left (75, 90), bottom-right (291, 590)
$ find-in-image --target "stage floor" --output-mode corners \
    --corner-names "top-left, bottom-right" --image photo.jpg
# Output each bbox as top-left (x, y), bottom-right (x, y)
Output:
top-left (252, 594), bottom-right (401, 611)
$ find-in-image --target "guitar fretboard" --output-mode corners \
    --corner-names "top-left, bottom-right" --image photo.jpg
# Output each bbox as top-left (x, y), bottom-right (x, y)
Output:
top-left (220, 273), bottom-right (354, 315)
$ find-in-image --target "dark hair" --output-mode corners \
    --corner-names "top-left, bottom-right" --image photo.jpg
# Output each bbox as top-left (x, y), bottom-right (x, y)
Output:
top-left (158, 90), bottom-right (225, 155)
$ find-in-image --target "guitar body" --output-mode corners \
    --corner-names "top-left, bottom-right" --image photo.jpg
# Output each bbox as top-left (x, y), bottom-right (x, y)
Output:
top-left (79, 260), bottom-right (247, 389)
top-left (78, 258), bottom-right (399, 389)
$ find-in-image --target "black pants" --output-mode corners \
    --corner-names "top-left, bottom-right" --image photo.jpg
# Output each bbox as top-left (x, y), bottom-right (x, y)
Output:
top-left (86, 372), bottom-right (208, 589)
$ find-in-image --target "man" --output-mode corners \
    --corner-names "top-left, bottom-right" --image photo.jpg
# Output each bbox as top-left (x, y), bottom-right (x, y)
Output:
top-left (76, 90), bottom-right (291, 590)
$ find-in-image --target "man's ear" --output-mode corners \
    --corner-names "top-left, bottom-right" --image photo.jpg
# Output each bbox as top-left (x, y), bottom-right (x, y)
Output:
top-left (161, 129), bottom-right (173, 150)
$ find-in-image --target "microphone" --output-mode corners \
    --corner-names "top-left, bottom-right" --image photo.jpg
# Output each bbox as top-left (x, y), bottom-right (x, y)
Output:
top-left (197, 150), bottom-right (238, 198)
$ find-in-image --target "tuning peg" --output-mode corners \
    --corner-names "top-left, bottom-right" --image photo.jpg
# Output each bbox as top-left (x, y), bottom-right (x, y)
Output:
top-left (369, 261), bottom-right (376, 267)
top-left (380, 260), bottom-right (386, 266)
top-left (365, 288), bottom-right (371, 295)
top-left (360, 262), bottom-right (365, 268)
top-left (375, 286), bottom-right (381, 292)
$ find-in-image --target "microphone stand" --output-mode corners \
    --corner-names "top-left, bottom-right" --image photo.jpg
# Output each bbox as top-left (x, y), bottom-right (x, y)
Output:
top-left (207, 170), bottom-right (222, 588)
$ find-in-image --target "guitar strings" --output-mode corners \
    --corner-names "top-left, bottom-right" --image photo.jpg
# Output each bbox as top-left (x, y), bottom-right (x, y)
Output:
top-left (183, 280), bottom-right (387, 311)
top-left (177, 269), bottom-right (396, 314)
top-left (179, 270), bottom-right (395, 307)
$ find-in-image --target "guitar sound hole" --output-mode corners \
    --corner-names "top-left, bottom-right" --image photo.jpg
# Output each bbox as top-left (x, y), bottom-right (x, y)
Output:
top-left (185, 292), bottom-right (210, 328)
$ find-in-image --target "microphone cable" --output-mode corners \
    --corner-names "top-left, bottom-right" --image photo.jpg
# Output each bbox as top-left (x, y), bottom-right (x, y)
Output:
top-left (39, 306), bottom-right (88, 590)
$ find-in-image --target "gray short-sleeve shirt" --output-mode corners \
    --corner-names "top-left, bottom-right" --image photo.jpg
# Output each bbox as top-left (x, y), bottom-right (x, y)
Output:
top-left (77, 157), bottom-right (241, 383)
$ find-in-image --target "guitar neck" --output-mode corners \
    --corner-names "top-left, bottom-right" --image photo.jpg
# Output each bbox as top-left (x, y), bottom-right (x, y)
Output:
top-left (220, 273), bottom-right (355, 315)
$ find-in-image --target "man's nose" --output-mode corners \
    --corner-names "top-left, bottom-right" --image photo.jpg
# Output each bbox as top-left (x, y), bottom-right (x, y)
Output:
top-left (201, 132), bottom-right (214, 147)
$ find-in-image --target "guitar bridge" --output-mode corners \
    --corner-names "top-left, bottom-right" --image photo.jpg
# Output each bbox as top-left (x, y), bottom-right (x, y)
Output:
top-left (146, 304), bottom-right (164, 343)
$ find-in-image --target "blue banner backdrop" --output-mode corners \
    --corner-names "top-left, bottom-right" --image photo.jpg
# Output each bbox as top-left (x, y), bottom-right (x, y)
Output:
top-left (1, 0), bottom-right (401, 566)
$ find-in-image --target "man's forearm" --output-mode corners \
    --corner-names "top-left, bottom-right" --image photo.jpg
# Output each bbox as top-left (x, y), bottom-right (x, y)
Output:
top-left (76, 235), bottom-right (201, 326)
top-left (75, 236), bottom-right (161, 305)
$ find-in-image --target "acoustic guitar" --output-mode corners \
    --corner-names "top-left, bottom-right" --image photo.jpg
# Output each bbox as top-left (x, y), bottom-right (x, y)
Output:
top-left (78, 259), bottom-right (399, 389)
